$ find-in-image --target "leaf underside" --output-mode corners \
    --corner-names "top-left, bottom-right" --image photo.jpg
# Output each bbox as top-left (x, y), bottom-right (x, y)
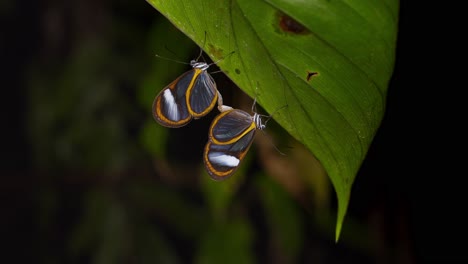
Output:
top-left (147, 0), bottom-right (399, 241)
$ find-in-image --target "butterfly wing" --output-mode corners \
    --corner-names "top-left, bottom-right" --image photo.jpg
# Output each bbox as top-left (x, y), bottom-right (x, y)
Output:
top-left (204, 110), bottom-right (256, 180)
top-left (187, 71), bottom-right (218, 118)
top-left (152, 70), bottom-right (195, 127)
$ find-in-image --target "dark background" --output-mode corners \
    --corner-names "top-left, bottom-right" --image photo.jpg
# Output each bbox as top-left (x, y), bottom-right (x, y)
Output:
top-left (1, 1), bottom-right (463, 263)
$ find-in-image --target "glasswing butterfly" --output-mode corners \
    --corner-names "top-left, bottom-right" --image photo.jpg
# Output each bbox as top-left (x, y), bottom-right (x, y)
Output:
top-left (152, 51), bottom-right (233, 128)
top-left (203, 99), bottom-right (285, 180)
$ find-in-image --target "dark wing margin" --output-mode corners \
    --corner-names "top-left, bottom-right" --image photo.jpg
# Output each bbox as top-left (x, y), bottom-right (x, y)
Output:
top-left (152, 70), bottom-right (194, 127)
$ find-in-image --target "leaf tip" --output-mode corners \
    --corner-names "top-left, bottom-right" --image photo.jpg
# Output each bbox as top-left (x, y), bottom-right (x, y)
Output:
top-left (335, 222), bottom-right (343, 243)
top-left (334, 187), bottom-right (351, 243)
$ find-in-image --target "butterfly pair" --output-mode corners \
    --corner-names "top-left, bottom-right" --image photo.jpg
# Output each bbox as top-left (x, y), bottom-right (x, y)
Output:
top-left (152, 57), bottom-right (268, 180)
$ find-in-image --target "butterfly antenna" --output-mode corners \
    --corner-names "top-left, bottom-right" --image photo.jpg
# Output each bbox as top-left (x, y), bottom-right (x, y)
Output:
top-left (264, 104), bottom-right (288, 125)
top-left (195, 31), bottom-right (208, 62)
top-left (260, 130), bottom-right (286, 156)
top-left (154, 53), bottom-right (190, 65)
top-left (210, 50), bottom-right (236, 66)
top-left (251, 97), bottom-right (258, 113)
top-left (208, 69), bottom-right (223, 75)
top-left (207, 50), bottom-right (236, 75)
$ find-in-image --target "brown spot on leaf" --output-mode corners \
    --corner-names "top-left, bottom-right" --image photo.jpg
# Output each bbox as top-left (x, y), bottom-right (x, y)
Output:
top-left (278, 13), bottom-right (310, 35)
top-left (235, 68), bottom-right (241, 74)
top-left (208, 44), bottom-right (224, 60)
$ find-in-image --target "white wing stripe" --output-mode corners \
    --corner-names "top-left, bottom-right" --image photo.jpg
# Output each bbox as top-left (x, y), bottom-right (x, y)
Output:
top-left (208, 152), bottom-right (239, 167)
top-left (163, 89), bottom-right (179, 120)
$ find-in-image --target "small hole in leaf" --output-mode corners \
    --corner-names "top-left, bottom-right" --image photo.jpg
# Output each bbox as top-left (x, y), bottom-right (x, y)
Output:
top-left (306, 71), bottom-right (318, 82)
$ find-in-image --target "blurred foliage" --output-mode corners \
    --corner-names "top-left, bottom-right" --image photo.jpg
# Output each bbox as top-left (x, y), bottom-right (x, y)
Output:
top-left (15, 0), bottom-right (407, 263)
top-left (256, 174), bottom-right (304, 263)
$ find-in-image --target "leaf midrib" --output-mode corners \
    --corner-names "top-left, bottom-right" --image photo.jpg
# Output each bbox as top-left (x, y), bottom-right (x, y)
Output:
top-left (229, 0), bottom-right (366, 163)
top-left (226, 1), bottom-right (360, 189)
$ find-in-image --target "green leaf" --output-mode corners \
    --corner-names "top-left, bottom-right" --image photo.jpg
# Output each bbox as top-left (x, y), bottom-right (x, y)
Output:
top-left (146, 0), bottom-right (399, 240)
